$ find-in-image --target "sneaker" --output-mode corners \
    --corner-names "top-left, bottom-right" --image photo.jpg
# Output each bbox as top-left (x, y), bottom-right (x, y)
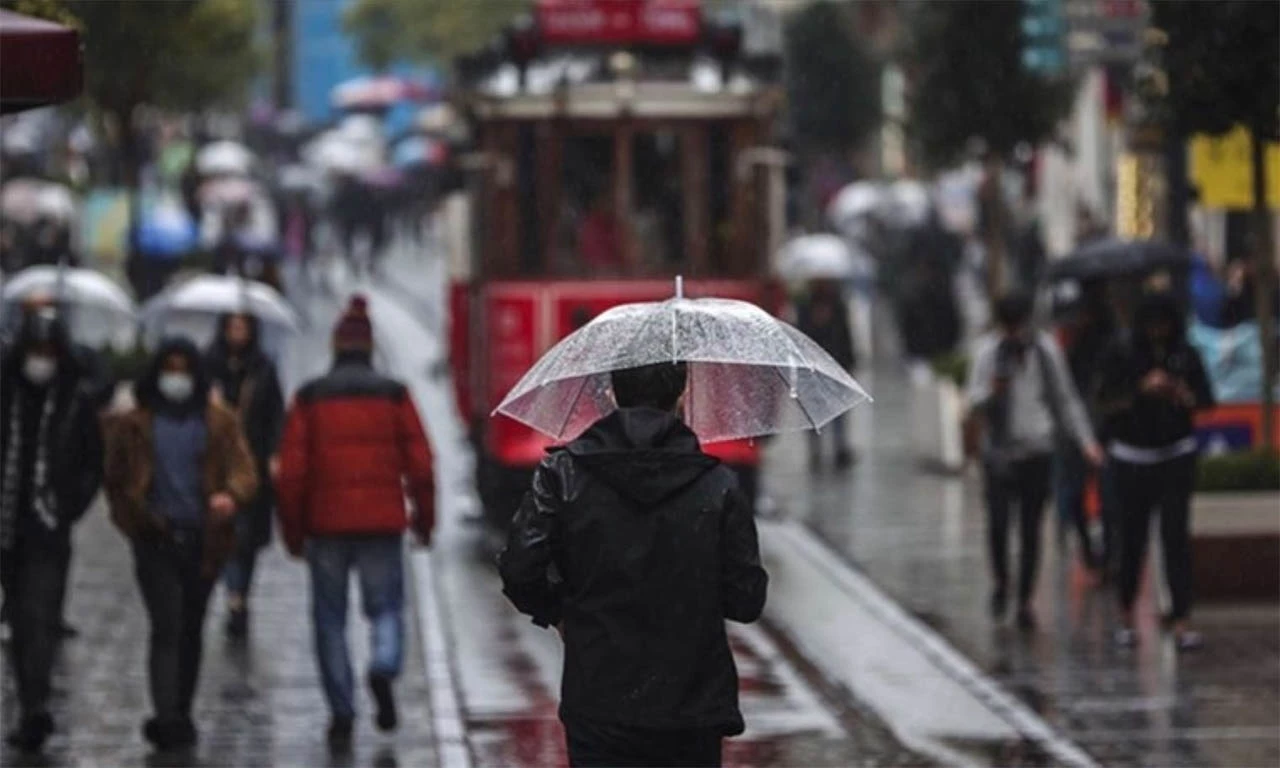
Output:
top-left (327, 716), bottom-right (354, 753)
top-left (142, 717), bottom-right (193, 752)
top-left (1015, 607), bottom-right (1037, 632)
top-left (368, 672), bottom-right (398, 732)
top-left (834, 449), bottom-right (856, 469)
top-left (5, 712), bottom-right (53, 753)
top-left (1114, 627), bottom-right (1138, 648)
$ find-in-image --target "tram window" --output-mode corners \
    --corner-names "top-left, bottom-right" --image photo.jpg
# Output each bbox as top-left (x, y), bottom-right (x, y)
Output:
top-left (555, 134), bottom-right (617, 275)
top-left (632, 131), bottom-right (684, 272)
top-left (517, 124), bottom-right (540, 275)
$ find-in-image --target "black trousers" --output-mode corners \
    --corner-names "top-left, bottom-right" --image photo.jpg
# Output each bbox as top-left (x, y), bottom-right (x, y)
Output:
top-left (564, 719), bottom-right (723, 768)
top-left (5, 536), bottom-right (71, 718)
top-left (134, 529), bottom-right (215, 723)
top-left (1114, 455), bottom-right (1197, 621)
top-left (984, 454), bottom-right (1053, 606)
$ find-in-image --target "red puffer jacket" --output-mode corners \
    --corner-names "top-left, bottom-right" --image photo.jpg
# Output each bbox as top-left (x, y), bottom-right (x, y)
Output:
top-left (276, 359), bottom-right (434, 553)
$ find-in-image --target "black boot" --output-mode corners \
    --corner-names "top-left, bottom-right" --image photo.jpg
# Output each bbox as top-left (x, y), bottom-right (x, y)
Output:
top-left (225, 606), bottom-right (248, 642)
top-left (368, 672), bottom-right (398, 732)
top-left (143, 717), bottom-right (195, 752)
top-left (5, 712), bottom-right (53, 753)
top-left (327, 716), bottom-right (354, 753)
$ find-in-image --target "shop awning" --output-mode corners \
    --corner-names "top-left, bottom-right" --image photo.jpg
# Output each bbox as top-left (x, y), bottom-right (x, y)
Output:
top-left (0, 10), bottom-right (82, 114)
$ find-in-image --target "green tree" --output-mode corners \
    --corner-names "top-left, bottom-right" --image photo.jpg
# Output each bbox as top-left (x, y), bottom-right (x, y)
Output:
top-left (907, 0), bottom-right (1073, 292)
top-left (1155, 0), bottom-right (1280, 450)
top-left (344, 0), bottom-right (530, 70)
top-left (784, 2), bottom-right (881, 153)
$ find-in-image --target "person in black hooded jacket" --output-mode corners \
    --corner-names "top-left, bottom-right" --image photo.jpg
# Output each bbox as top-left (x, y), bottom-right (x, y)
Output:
top-left (205, 312), bottom-right (284, 641)
top-left (0, 308), bottom-right (103, 753)
top-left (499, 361), bottom-right (768, 768)
top-left (1095, 292), bottom-right (1215, 651)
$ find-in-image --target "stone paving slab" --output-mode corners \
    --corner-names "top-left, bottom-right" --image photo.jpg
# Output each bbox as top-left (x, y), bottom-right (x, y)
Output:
top-left (1, 508), bottom-right (438, 768)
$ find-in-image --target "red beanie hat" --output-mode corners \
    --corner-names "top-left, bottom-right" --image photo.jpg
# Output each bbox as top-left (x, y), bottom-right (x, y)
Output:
top-left (333, 295), bottom-right (373, 352)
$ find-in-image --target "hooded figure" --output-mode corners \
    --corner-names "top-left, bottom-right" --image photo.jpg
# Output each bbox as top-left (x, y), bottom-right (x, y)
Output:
top-left (103, 336), bottom-right (257, 752)
top-left (205, 313), bottom-right (285, 641)
top-left (0, 309), bottom-right (103, 753)
top-left (1095, 292), bottom-right (1215, 651)
top-left (499, 361), bottom-right (768, 768)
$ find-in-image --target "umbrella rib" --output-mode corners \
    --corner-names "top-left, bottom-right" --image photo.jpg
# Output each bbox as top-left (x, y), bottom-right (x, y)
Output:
top-left (556, 374), bottom-right (592, 440)
top-left (771, 365), bottom-right (820, 431)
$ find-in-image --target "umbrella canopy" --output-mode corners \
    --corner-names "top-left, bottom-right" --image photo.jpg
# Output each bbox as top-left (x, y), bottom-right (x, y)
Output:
top-left (496, 289), bottom-right (871, 444)
top-left (332, 75), bottom-right (435, 111)
top-left (778, 234), bottom-right (860, 281)
top-left (2, 178), bottom-right (74, 225)
top-left (0, 10), bottom-right (81, 115)
top-left (1045, 239), bottom-right (1189, 282)
top-left (197, 176), bottom-right (261, 208)
top-left (135, 201), bottom-right (198, 258)
top-left (2, 265), bottom-right (136, 318)
top-left (196, 140), bottom-right (255, 176)
top-left (827, 181), bottom-right (884, 234)
top-left (886, 180), bottom-right (932, 228)
top-left (305, 133), bottom-right (373, 174)
top-left (141, 274), bottom-right (297, 333)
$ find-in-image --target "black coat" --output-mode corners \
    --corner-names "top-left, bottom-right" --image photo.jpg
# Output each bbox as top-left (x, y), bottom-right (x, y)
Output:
top-left (499, 408), bottom-right (768, 736)
top-left (205, 343), bottom-right (284, 548)
top-left (1095, 296), bottom-right (1216, 449)
top-left (797, 295), bottom-right (856, 371)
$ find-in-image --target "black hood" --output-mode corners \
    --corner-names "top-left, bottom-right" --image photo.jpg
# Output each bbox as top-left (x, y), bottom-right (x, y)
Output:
top-left (1, 308), bottom-right (80, 389)
top-left (136, 336), bottom-right (211, 416)
top-left (1132, 292), bottom-right (1187, 350)
top-left (563, 407), bottom-right (719, 507)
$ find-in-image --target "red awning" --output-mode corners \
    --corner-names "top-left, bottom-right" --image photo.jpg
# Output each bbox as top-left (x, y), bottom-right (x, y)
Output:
top-left (0, 10), bottom-right (82, 114)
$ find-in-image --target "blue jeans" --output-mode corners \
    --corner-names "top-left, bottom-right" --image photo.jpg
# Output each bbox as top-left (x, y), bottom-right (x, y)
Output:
top-left (306, 535), bottom-right (405, 719)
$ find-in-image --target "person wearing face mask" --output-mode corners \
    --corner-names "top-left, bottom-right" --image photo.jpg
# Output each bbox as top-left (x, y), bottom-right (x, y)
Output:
top-left (966, 293), bottom-right (1104, 631)
top-left (103, 337), bottom-right (257, 752)
top-left (0, 309), bottom-right (103, 753)
top-left (204, 313), bottom-right (284, 642)
top-left (1096, 291), bottom-right (1215, 651)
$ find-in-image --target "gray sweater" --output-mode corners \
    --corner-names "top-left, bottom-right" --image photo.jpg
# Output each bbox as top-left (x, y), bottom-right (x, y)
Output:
top-left (966, 330), bottom-right (1097, 460)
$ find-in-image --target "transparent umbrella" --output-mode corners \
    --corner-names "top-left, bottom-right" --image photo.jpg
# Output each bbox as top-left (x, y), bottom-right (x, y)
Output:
top-left (141, 274), bottom-right (298, 333)
top-left (495, 280), bottom-right (871, 444)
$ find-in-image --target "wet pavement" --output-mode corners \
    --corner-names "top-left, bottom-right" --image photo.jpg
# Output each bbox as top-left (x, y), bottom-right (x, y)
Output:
top-left (762, 360), bottom-right (1280, 767)
top-left (0, 510), bottom-right (438, 768)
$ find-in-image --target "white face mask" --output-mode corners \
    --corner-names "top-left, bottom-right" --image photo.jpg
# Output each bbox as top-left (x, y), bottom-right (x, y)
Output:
top-left (157, 373), bottom-right (195, 403)
top-left (22, 355), bottom-right (57, 386)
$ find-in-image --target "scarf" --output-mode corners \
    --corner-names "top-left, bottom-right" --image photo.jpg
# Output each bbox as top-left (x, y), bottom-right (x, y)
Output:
top-left (0, 387), bottom-right (59, 550)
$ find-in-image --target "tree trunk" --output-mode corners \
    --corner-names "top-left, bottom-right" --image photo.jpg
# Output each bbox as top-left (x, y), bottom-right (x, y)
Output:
top-left (1251, 129), bottom-right (1277, 452)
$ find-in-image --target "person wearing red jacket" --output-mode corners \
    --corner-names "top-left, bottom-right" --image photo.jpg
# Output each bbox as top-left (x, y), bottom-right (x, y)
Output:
top-left (276, 295), bottom-right (435, 753)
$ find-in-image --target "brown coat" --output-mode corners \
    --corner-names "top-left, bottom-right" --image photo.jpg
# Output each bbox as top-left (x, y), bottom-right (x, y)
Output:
top-left (103, 402), bottom-right (258, 577)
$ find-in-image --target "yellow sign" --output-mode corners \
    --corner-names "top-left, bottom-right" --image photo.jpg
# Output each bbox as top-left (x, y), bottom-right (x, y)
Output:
top-left (1189, 125), bottom-right (1280, 210)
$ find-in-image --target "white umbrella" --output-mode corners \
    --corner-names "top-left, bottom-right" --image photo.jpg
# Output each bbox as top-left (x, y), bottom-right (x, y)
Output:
top-left (196, 140), bottom-right (255, 176)
top-left (197, 177), bottom-right (260, 208)
top-left (2, 178), bottom-right (74, 225)
top-left (496, 280), bottom-right (871, 444)
top-left (886, 179), bottom-right (932, 228)
top-left (141, 274), bottom-right (298, 333)
top-left (778, 234), bottom-right (858, 281)
top-left (827, 181), bottom-right (885, 235)
top-left (2, 265), bottom-right (135, 317)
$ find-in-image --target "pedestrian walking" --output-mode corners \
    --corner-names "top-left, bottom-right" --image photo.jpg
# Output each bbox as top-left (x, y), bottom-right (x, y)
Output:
top-left (205, 313), bottom-right (285, 641)
top-left (0, 309), bottom-right (103, 753)
top-left (966, 293), bottom-right (1104, 629)
top-left (1054, 284), bottom-right (1116, 578)
top-left (103, 337), bottom-right (257, 752)
top-left (796, 281), bottom-right (857, 469)
top-left (499, 361), bottom-right (769, 768)
top-left (276, 295), bottom-right (435, 753)
top-left (1096, 292), bottom-right (1215, 650)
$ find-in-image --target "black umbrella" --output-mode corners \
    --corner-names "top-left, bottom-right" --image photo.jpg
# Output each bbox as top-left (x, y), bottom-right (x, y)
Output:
top-left (1044, 238), bottom-right (1188, 282)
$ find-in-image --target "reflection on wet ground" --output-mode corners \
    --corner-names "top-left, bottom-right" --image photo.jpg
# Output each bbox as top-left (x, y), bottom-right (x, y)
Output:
top-left (0, 512), bottom-right (438, 768)
top-left (764, 363), bottom-right (1280, 767)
